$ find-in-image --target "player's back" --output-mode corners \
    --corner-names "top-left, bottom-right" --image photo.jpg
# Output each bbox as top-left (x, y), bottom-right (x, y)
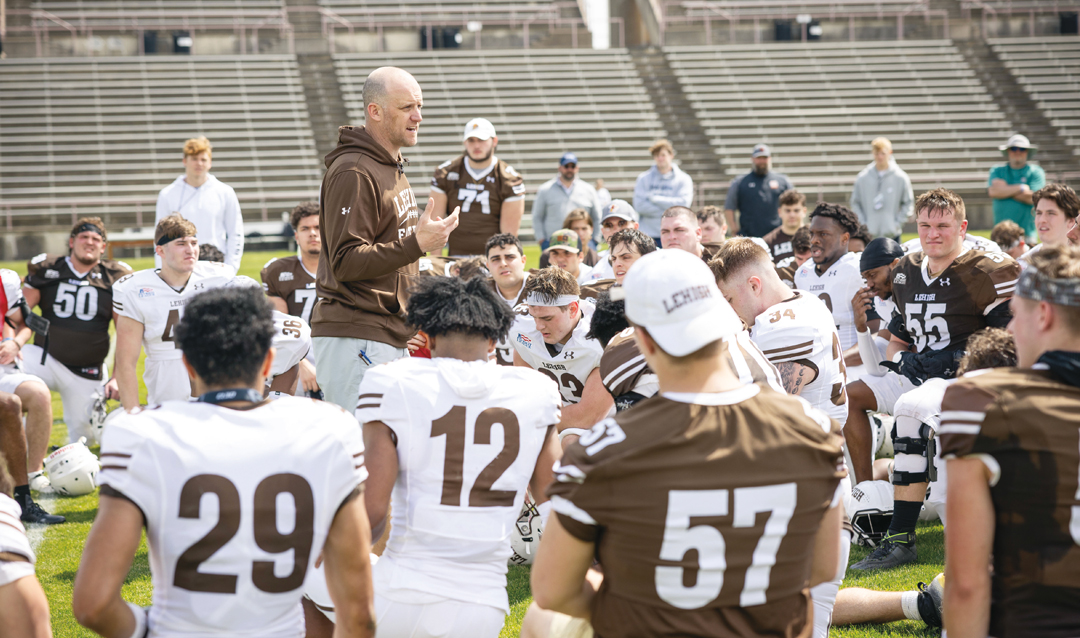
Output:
top-left (97, 397), bottom-right (365, 637)
top-left (794, 251), bottom-right (864, 350)
top-left (549, 385), bottom-right (845, 638)
top-left (939, 367), bottom-right (1080, 636)
top-left (355, 357), bottom-right (561, 611)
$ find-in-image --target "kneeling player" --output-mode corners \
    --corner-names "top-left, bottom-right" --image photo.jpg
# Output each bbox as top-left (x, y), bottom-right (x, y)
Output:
top-left (74, 287), bottom-right (375, 637)
top-left (355, 276), bottom-right (561, 638)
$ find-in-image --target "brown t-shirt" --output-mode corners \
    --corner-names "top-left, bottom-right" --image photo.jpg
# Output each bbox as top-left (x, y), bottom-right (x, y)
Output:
top-left (431, 155), bottom-right (525, 256)
top-left (890, 249), bottom-right (1019, 354)
top-left (939, 367), bottom-right (1080, 637)
top-left (260, 255), bottom-right (317, 323)
top-left (763, 228), bottom-right (796, 264)
top-left (548, 386), bottom-right (845, 638)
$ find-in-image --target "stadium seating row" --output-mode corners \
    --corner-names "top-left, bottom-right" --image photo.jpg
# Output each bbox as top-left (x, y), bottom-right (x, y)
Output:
top-left (991, 36), bottom-right (1080, 153)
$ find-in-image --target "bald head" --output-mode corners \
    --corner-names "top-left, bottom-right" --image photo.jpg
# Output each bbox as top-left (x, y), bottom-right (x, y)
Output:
top-left (362, 66), bottom-right (423, 155)
top-left (363, 66), bottom-right (418, 112)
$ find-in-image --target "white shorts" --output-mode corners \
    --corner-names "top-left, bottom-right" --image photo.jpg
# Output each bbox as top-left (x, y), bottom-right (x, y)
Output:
top-left (374, 594), bottom-right (504, 638)
top-left (20, 345), bottom-right (105, 444)
top-left (860, 370), bottom-right (917, 415)
top-left (0, 559), bottom-right (35, 588)
top-left (0, 370), bottom-right (45, 396)
top-left (144, 358), bottom-right (191, 405)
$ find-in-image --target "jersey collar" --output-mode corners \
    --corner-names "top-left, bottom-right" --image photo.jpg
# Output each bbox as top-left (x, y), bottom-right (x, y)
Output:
top-left (920, 247), bottom-right (970, 286)
top-left (464, 156), bottom-right (497, 181)
top-left (64, 256), bottom-right (93, 279)
top-left (662, 384), bottom-right (760, 405)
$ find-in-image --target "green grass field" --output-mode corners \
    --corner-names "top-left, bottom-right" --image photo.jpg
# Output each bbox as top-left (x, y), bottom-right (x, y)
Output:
top-left (3, 243), bottom-right (948, 637)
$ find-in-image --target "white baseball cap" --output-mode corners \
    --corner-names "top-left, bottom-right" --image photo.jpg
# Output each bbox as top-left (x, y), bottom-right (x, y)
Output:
top-left (612, 250), bottom-right (741, 357)
top-left (463, 118), bottom-right (497, 141)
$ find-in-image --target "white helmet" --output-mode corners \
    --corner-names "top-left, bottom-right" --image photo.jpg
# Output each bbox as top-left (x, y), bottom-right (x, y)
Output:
top-left (44, 437), bottom-right (101, 496)
top-left (509, 497), bottom-right (543, 566)
top-left (844, 480), bottom-right (894, 548)
top-left (88, 393), bottom-right (109, 445)
top-left (872, 413), bottom-right (895, 458)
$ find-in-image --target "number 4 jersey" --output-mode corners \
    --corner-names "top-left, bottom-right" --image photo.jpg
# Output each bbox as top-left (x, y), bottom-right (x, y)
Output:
top-left (548, 385), bottom-right (845, 638)
top-left (96, 397), bottom-right (366, 638)
top-left (355, 357), bottom-right (561, 613)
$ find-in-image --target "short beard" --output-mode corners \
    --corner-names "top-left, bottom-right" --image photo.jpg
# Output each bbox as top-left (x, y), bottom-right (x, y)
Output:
top-left (304, 246), bottom-right (321, 258)
top-left (753, 165), bottom-right (768, 176)
top-left (71, 251), bottom-right (100, 268)
top-left (468, 148), bottom-right (494, 163)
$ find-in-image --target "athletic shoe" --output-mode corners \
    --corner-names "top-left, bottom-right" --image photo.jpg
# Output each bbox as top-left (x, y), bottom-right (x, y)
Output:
top-left (20, 498), bottom-right (65, 525)
top-left (850, 533), bottom-right (917, 570)
top-left (28, 471), bottom-right (55, 495)
top-left (916, 572), bottom-right (944, 627)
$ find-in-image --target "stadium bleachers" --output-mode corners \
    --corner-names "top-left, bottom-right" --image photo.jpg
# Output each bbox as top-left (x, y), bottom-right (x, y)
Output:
top-left (334, 49), bottom-right (667, 236)
top-left (990, 36), bottom-right (1080, 154)
top-left (665, 40), bottom-right (1013, 193)
top-left (666, 0), bottom-right (927, 19)
top-left (0, 55), bottom-right (322, 231)
top-left (30, 0), bottom-right (286, 27)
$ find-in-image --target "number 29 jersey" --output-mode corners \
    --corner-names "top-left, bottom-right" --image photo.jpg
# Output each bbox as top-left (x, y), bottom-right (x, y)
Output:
top-left (355, 357), bottom-right (561, 612)
top-left (97, 397), bottom-right (366, 638)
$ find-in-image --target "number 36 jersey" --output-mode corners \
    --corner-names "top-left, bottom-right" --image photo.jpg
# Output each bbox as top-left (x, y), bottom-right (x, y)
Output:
top-left (548, 386), bottom-right (845, 638)
top-left (97, 397), bottom-right (366, 638)
top-left (355, 357), bottom-right (561, 612)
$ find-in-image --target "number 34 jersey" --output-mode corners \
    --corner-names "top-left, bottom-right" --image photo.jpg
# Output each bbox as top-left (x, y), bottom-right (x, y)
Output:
top-left (97, 397), bottom-right (366, 638)
top-left (548, 385), bottom-right (845, 638)
top-left (355, 357), bottom-right (561, 612)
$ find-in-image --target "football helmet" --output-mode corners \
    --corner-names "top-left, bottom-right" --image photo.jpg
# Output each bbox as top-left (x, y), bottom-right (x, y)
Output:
top-left (509, 497), bottom-right (543, 566)
top-left (844, 480), bottom-right (894, 548)
top-left (44, 437), bottom-right (101, 496)
top-left (89, 393), bottom-right (109, 445)
top-left (872, 413), bottom-right (895, 458)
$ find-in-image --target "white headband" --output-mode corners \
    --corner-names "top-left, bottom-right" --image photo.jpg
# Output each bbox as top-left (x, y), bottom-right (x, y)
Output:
top-left (526, 293), bottom-right (580, 307)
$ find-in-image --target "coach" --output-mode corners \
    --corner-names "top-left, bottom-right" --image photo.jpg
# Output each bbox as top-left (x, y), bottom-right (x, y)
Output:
top-left (312, 66), bottom-right (458, 412)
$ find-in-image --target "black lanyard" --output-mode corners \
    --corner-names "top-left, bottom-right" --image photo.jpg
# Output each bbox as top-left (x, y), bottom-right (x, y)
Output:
top-left (197, 388), bottom-right (264, 405)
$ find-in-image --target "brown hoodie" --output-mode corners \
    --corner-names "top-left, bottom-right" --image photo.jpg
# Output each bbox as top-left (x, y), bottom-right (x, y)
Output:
top-left (312, 126), bottom-right (423, 347)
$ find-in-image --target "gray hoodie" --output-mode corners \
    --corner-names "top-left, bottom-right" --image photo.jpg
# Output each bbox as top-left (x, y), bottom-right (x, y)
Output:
top-left (850, 159), bottom-right (914, 238)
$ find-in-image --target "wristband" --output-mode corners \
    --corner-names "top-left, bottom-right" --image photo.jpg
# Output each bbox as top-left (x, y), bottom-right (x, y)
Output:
top-left (558, 428), bottom-right (589, 443)
top-left (125, 601), bottom-right (149, 638)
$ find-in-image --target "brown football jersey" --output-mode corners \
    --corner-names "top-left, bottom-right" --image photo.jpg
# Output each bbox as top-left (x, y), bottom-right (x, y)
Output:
top-left (548, 386), bottom-right (845, 638)
top-left (416, 254), bottom-right (459, 278)
top-left (25, 254), bottom-right (132, 377)
top-left (579, 279), bottom-right (614, 300)
top-left (939, 367), bottom-right (1080, 636)
top-left (431, 155), bottom-right (525, 256)
top-left (776, 264), bottom-right (797, 289)
top-left (890, 249), bottom-right (1019, 354)
top-left (763, 228), bottom-right (796, 264)
top-left (260, 256), bottom-right (317, 323)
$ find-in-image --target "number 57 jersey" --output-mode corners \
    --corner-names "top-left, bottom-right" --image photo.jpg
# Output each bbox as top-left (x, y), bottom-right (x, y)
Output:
top-left (96, 397), bottom-right (366, 638)
top-left (355, 357), bottom-right (562, 613)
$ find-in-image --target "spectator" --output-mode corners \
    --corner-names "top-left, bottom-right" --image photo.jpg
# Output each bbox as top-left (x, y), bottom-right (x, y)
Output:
top-left (990, 220), bottom-right (1027, 260)
top-left (850, 137), bottom-right (914, 242)
top-left (762, 188), bottom-right (807, 264)
top-left (539, 209), bottom-right (600, 269)
top-left (154, 136), bottom-right (244, 270)
top-left (595, 178), bottom-right (612, 210)
top-left (312, 66), bottom-right (457, 412)
top-left (633, 139), bottom-right (694, 244)
top-left (724, 143), bottom-right (793, 238)
top-left (429, 117), bottom-right (525, 256)
top-left (546, 229), bottom-right (593, 284)
top-left (697, 205), bottom-right (727, 244)
top-left (849, 224), bottom-right (874, 253)
top-left (988, 134), bottom-right (1045, 242)
top-left (532, 153), bottom-right (602, 249)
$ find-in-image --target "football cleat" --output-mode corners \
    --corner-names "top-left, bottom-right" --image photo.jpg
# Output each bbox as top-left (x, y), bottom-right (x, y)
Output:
top-left (916, 572), bottom-right (944, 627)
top-left (20, 498), bottom-right (65, 525)
top-left (850, 532), bottom-right (917, 571)
top-left (28, 471), bottom-right (55, 495)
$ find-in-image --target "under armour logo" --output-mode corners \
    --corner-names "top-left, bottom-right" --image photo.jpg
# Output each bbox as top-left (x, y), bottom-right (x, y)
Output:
top-left (940, 278), bottom-right (950, 286)
top-left (341, 207), bottom-right (351, 215)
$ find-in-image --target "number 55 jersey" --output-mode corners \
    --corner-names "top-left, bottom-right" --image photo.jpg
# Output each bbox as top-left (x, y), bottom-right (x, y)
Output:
top-left (548, 385), bottom-right (845, 638)
top-left (355, 357), bottom-right (561, 613)
top-left (96, 397), bottom-right (366, 638)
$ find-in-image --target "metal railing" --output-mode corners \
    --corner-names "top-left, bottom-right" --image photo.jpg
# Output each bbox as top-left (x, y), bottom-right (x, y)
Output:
top-left (962, 1), bottom-right (1080, 38)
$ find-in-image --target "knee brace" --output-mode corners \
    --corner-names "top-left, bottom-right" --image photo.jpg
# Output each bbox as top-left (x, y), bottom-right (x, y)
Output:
top-left (891, 416), bottom-right (937, 485)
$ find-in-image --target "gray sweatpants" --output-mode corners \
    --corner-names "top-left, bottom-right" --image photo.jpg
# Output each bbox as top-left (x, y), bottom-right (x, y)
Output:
top-left (313, 336), bottom-right (406, 414)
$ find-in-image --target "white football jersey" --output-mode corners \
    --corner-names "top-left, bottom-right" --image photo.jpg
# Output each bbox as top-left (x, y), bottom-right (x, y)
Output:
top-left (0, 493), bottom-right (35, 588)
top-left (97, 397), bottom-right (365, 638)
top-left (794, 251), bottom-right (865, 351)
top-left (0, 269), bottom-right (22, 317)
top-left (751, 291), bottom-right (849, 426)
top-left (112, 261), bottom-right (236, 362)
top-left (270, 310), bottom-right (311, 379)
top-left (510, 298), bottom-right (604, 405)
top-left (355, 357), bottom-right (561, 612)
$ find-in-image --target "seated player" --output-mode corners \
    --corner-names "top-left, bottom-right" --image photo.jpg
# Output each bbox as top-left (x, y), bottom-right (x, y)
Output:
top-left (0, 456), bottom-right (51, 637)
top-left (762, 189), bottom-right (807, 263)
top-left (942, 244), bottom-right (1080, 638)
top-left (1019, 182), bottom-right (1079, 266)
top-left (73, 287), bottom-right (375, 638)
top-left (607, 228), bottom-right (656, 286)
top-left (540, 209), bottom-right (601, 270)
top-left (511, 268), bottom-right (611, 447)
top-left (848, 237), bottom-right (906, 372)
top-left (660, 206), bottom-right (723, 261)
top-left (588, 200), bottom-right (640, 281)
top-left (775, 225), bottom-right (812, 288)
top-left (484, 234), bottom-right (531, 366)
top-left (697, 205), bottom-right (728, 244)
top-left (112, 215), bottom-right (235, 409)
top-left (21, 218), bottom-right (131, 448)
top-left (990, 219), bottom-right (1027, 260)
top-left (849, 224), bottom-right (873, 254)
top-left (529, 249), bottom-right (845, 638)
top-left (848, 188), bottom-right (1019, 570)
top-left (352, 275), bottom-right (561, 638)
top-left (546, 229), bottom-right (594, 284)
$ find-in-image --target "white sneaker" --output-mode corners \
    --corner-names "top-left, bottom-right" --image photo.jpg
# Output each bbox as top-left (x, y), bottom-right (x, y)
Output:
top-left (28, 471), bottom-right (55, 495)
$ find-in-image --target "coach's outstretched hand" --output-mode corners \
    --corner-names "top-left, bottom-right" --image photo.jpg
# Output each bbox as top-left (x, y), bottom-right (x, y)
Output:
top-left (415, 199), bottom-right (460, 253)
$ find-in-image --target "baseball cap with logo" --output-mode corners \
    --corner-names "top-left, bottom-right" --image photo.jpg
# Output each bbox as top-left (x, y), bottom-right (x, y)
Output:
top-left (560, 152), bottom-right (579, 167)
top-left (612, 250), bottom-right (741, 357)
top-left (603, 199), bottom-right (639, 223)
top-left (751, 143), bottom-right (771, 158)
top-left (548, 228), bottom-right (581, 254)
top-left (463, 118), bottom-right (497, 141)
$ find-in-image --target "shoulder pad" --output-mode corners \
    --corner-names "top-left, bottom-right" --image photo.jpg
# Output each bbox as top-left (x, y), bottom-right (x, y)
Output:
top-left (437, 159), bottom-right (453, 170)
top-left (30, 253), bottom-right (48, 266)
top-left (262, 257), bottom-right (279, 269)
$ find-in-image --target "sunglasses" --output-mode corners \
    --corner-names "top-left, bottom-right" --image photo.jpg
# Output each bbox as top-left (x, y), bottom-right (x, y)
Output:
top-left (561, 163), bottom-right (578, 169)
top-left (1008, 147), bottom-right (1028, 152)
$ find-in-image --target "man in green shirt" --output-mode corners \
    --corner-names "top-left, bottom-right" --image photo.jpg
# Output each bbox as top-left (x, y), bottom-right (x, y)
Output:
top-left (988, 134), bottom-right (1045, 241)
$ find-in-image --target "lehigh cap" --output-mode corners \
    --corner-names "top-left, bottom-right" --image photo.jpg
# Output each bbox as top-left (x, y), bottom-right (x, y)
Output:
top-left (603, 199), bottom-right (639, 223)
top-left (463, 117), bottom-right (496, 141)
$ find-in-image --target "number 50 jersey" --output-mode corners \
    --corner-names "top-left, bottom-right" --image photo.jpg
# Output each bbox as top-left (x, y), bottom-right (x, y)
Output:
top-left (355, 357), bottom-right (561, 613)
top-left (96, 397), bottom-right (366, 638)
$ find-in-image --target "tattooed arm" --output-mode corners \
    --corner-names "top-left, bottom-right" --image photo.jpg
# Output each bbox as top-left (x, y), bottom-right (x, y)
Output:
top-left (774, 360), bottom-right (817, 396)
